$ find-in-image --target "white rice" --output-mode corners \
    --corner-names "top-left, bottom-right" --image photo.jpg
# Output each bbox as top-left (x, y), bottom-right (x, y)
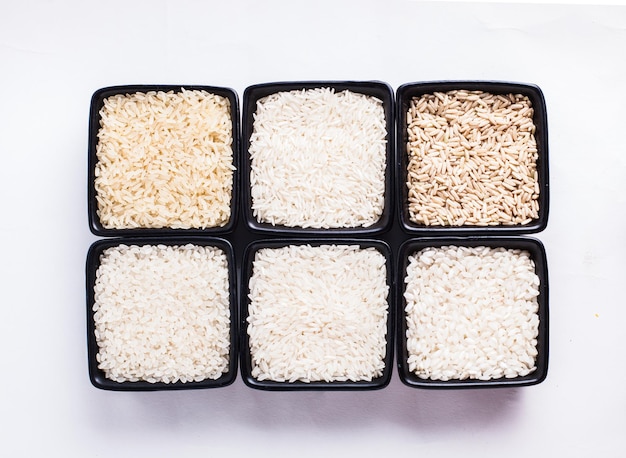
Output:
top-left (247, 244), bottom-right (389, 382)
top-left (249, 87), bottom-right (387, 228)
top-left (93, 244), bottom-right (231, 383)
top-left (95, 89), bottom-right (235, 229)
top-left (404, 245), bottom-right (540, 381)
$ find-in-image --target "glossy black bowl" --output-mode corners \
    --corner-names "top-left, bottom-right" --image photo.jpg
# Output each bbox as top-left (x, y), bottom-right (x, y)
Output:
top-left (88, 84), bottom-right (240, 237)
top-left (397, 236), bottom-right (549, 388)
top-left (86, 237), bottom-right (238, 391)
top-left (240, 238), bottom-right (394, 390)
top-left (242, 81), bottom-right (395, 236)
top-left (396, 81), bottom-right (549, 235)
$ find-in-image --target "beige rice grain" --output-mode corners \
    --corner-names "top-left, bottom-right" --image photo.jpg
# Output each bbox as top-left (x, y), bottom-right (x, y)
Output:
top-left (406, 90), bottom-right (540, 226)
top-left (95, 89), bottom-right (235, 229)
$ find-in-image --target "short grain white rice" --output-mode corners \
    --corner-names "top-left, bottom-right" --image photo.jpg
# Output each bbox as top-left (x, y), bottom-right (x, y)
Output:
top-left (404, 245), bottom-right (540, 381)
top-left (247, 244), bottom-right (389, 382)
top-left (249, 88), bottom-right (387, 228)
top-left (93, 244), bottom-right (231, 383)
top-left (95, 89), bottom-right (235, 229)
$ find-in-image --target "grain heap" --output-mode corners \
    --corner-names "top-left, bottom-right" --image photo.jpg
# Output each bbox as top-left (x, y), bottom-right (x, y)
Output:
top-left (93, 244), bottom-right (231, 383)
top-left (404, 245), bottom-right (540, 381)
top-left (95, 89), bottom-right (234, 229)
top-left (406, 90), bottom-right (539, 226)
top-left (249, 88), bottom-right (387, 228)
top-left (247, 244), bottom-right (389, 382)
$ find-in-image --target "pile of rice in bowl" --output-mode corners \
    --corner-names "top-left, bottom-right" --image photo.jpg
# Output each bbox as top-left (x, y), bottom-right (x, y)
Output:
top-left (405, 90), bottom-right (540, 227)
top-left (92, 244), bottom-right (231, 384)
top-left (404, 245), bottom-right (540, 381)
top-left (246, 244), bottom-right (389, 383)
top-left (249, 87), bottom-right (387, 229)
top-left (94, 89), bottom-right (235, 229)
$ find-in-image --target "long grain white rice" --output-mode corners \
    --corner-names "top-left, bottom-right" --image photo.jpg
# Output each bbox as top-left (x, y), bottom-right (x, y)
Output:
top-left (95, 89), bottom-right (235, 229)
top-left (249, 88), bottom-right (387, 228)
top-left (406, 90), bottom-right (539, 226)
top-left (404, 245), bottom-right (540, 381)
top-left (93, 244), bottom-right (231, 383)
top-left (247, 244), bottom-right (389, 382)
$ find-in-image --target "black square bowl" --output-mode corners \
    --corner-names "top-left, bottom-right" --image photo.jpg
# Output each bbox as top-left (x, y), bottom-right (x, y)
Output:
top-left (86, 237), bottom-right (238, 391)
top-left (240, 238), bottom-right (394, 390)
top-left (241, 81), bottom-right (395, 236)
top-left (396, 81), bottom-right (549, 235)
top-left (397, 236), bottom-right (549, 389)
top-left (88, 84), bottom-right (240, 237)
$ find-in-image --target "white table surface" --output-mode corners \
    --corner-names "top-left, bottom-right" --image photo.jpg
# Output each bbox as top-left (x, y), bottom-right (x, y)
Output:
top-left (1, 0), bottom-right (625, 456)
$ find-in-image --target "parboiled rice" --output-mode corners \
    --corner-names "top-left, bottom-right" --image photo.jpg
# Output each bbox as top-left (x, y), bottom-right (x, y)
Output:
top-left (95, 89), bottom-right (235, 229)
top-left (93, 244), bottom-right (231, 383)
top-left (247, 244), bottom-right (389, 382)
top-left (249, 87), bottom-right (387, 229)
top-left (404, 245), bottom-right (540, 381)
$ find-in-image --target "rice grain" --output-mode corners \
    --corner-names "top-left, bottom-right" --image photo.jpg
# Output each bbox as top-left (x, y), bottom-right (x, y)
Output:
top-left (406, 90), bottom-right (539, 226)
top-left (247, 244), bottom-right (389, 383)
top-left (404, 245), bottom-right (540, 381)
top-left (93, 244), bottom-right (231, 383)
top-left (249, 88), bottom-right (387, 229)
top-left (95, 89), bottom-right (235, 229)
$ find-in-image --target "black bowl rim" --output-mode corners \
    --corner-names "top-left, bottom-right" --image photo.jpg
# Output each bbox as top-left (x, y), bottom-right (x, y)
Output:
top-left (239, 237), bottom-right (395, 391)
top-left (85, 236), bottom-right (238, 391)
top-left (395, 80), bottom-right (550, 235)
top-left (241, 80), bottom-right (395, 236)
top-left (396, 235), bottom-right (549, 389)
top-left (87, 84), bottom-right (241, 237)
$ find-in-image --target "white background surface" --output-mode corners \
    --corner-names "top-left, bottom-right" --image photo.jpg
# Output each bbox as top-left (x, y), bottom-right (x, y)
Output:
top-left (1, 0), bottom-right (625, 456)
